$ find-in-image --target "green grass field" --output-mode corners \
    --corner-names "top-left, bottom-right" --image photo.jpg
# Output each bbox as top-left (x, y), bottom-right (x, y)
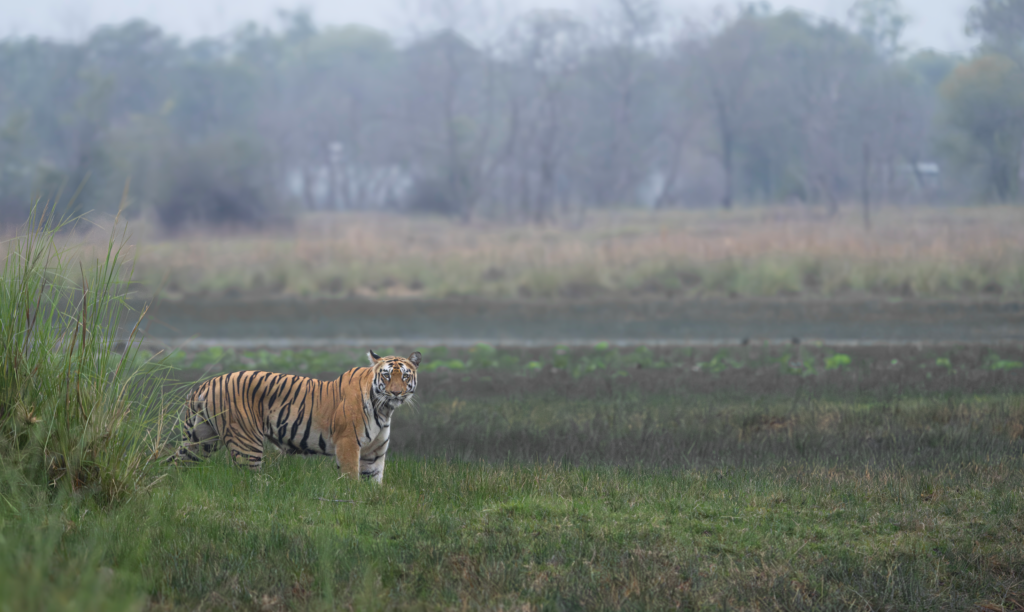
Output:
top-left (4, 343), bottom-right (1024, 611)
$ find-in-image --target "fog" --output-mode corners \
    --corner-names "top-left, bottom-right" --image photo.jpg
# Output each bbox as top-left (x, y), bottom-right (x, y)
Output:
top-left (6, 0), bottom-right (973, 51)
top-left (0, 0), bottom-right (1018, 229)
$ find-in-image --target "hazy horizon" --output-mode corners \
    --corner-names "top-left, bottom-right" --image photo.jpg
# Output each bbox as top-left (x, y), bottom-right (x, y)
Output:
top-left (3, 0), bottom-right (973, 52)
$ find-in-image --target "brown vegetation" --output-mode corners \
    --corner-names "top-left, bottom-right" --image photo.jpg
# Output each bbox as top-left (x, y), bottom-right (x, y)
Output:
top-left (5, 206), bottom-right (1021, 300)
top-left (118, 206), bottom-right (1024, 300)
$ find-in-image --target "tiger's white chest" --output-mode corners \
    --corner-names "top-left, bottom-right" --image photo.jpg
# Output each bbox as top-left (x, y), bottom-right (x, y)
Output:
top-left (357, 399), bottom-right (399, 452)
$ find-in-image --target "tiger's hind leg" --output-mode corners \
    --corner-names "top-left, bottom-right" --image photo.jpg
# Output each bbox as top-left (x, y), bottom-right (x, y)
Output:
top-left (222, 431), bottom-right (265, 470)
top-left (228, 447), bottom-right (264, 470)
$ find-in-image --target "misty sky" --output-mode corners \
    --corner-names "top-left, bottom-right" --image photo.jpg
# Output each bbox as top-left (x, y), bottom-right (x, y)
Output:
top-left (3, 0), bottom-right (974, 52)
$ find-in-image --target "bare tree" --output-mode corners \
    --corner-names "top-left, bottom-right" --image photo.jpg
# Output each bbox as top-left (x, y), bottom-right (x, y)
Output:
top-left (576, 0), bottom-right (663, 208)
top-left (497, 9), bottom-right (587, 222)
top-left (399, 0), bottom-right (510, 220)
top-left (690, 6), bottom-right (765, 210)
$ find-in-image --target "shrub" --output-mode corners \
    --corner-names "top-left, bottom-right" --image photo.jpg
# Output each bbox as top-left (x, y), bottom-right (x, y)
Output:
top-left (152, 136), bottom-right (288, 233)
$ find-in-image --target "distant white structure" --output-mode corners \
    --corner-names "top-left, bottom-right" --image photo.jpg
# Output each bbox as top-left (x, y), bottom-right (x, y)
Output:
top-left (286, 141), bottom-right (413, 210)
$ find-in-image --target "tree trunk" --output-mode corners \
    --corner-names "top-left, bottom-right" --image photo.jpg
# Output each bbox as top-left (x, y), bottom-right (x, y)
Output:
top-left (721, 129), bottom-right (734, 210)
top-left (861, 142), bottom-right (871, 231)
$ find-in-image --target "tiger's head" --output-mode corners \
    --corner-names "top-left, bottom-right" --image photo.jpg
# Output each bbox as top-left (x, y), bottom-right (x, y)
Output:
top-left (368, 350), bottom-right (421, 408)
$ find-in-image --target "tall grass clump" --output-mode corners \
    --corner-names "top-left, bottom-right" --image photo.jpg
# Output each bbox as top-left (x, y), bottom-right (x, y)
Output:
top-left (0, 204), bottom-right (171, 502)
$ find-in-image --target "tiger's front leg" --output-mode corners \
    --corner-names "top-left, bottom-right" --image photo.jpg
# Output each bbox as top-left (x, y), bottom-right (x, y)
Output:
top-left (334, 430), bottom-right (361, 480)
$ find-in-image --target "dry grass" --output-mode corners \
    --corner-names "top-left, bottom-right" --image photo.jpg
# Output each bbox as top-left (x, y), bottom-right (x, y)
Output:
top-left (16, 205), bottom-right (1024, 299)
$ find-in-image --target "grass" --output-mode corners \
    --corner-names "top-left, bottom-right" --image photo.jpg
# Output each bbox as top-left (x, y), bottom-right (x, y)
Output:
top-left (5, 343), bottom-right (1021, 610)
top-left (2, 383), bottom-right (1023, 610)
top-left (166, 343), bottom-right (1024, 470)
top-left (23, 205), bottom-right (1024, 300)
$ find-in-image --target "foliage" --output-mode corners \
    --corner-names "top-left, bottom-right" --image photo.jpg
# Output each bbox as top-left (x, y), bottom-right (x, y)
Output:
top-left (824, 353), bottom-right (852, 369)
top-left (966, 0), bottom-right (1024, 59)
top-left (0, 6), bottom-right (978, 228)
top-left (152, 136), bottom-right (286, 233)
top-left (941, 54), bottom-right (1024, 201)
top-left (848, 0), bottom-right (908, 58)
top-left (985, 354), bottom-right (1024, 370)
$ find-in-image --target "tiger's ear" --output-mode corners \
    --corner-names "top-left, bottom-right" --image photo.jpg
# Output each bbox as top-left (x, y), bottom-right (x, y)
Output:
top-left (408, 351), bottom-right (422, 367)
top-left (367, 350), bottom-right (382, 365)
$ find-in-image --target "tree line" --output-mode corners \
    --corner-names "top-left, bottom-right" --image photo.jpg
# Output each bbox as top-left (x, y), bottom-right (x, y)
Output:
top-left (0, 0), bottom-right (1021, 228)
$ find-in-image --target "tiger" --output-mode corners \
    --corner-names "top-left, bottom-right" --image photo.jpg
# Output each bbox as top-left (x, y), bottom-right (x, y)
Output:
top-left (170, 350), bottom-right (421, 483)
